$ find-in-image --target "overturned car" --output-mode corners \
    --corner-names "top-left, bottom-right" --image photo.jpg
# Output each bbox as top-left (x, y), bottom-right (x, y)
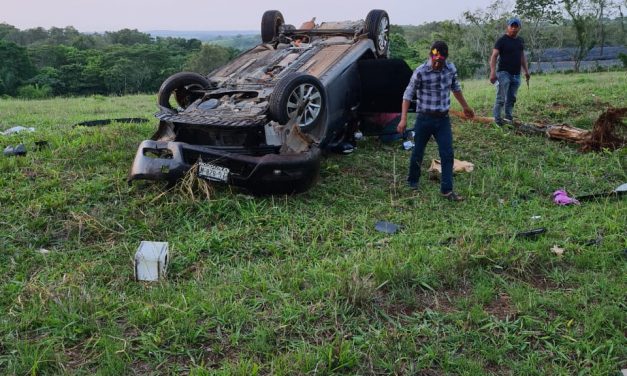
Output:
top-left (129, 9), bottom-right (413, 194)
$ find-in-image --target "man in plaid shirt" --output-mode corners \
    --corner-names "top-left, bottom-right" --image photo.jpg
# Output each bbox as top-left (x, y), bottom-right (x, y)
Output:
top-left (397, 41), bottom-right (474, 201)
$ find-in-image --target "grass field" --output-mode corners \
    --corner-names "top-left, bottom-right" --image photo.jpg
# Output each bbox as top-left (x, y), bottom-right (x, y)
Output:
top-left (0, 71), bottom-right (625, 375)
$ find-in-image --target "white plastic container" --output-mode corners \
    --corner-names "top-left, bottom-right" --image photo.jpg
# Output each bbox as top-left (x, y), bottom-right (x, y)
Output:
top-left (264, 122), bottom-right (283, 146)
top-left (134, 241), bottom-right (169, 281)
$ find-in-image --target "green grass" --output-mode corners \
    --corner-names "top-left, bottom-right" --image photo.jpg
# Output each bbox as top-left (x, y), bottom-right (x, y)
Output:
top-left (1, 71), bottom-right (626, 375)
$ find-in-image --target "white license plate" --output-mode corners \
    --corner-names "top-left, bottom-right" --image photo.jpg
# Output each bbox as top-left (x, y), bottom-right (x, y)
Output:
top-left (198, 162), bottom-right (230, 182)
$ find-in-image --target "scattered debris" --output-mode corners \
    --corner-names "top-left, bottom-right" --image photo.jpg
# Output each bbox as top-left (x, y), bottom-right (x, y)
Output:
top-left (34, 140), bottom-right (49, 150)
top-left (575, 183), bottom-right (627, 202)
top-left (553, 189), bottom-right (580, 205)
top-left (428, 159), bottom-right (474, 180)
top-left (514, 227), bottom-right (546, 239)
top-left (581, 234), bottom-right (603, 246)
top-left (440, 227), bottom-right (546, 245)
top-left (75, 117), bottom-right (148, 127)
top-left (531, 215), bottom-right (541, 220)
top-left (3, 144), bottom-right (27, 157)
top-left (551, 245), bottom-right (565, 256)
top-left (37, 248), bottom-right (51, 254)
top-left (1, 126), bottom-right (35, 135)
top-left (402, 140), bottom-right (414, 150)
top-left (374, 221), bottom-right (402, 234)
top-left (279, 117), bottom-right (316, 154)
top-left (135, 241), bottom-right (169, 281)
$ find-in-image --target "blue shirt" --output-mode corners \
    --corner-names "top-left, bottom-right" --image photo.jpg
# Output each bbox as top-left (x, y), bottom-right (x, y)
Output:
top-left (402, 60), bottom-right (462, 112)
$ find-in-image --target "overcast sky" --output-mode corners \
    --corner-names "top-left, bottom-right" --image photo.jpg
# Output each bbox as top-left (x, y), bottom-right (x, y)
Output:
top-left (2, 0), bottom-right (508, 32)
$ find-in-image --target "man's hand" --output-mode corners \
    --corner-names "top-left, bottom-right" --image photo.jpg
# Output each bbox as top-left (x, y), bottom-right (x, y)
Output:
top-left (397, 118), bottom-right (407, 134)
top-left (525, 72), bottom-right (530, 82)
top-left (463, 107), bottom-right (474, 119)
top-left (489, 72), bottom-right (497, 84)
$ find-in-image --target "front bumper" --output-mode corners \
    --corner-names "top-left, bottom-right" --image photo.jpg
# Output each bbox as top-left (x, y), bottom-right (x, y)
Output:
top-left (128, 140), bottom-right (321, 194)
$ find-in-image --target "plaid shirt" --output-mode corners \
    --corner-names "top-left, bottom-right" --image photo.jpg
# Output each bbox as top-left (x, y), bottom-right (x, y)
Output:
top-left (402, 60), bottom-right (462, 112)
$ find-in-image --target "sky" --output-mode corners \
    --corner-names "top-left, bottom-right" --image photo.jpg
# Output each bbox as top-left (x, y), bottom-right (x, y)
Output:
top-left (1, 0), bottom-right (505, 32)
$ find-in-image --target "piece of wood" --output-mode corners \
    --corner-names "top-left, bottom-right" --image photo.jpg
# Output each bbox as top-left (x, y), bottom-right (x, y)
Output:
top-left (546, 124), bottom-right (590, 142)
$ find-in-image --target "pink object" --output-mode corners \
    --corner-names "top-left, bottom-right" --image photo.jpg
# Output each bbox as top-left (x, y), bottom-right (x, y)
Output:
top-left (553, 189), bottom-right (580, 205)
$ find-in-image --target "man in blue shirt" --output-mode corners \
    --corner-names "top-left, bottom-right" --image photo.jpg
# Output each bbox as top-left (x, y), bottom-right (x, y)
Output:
top-left (489, 17), bottom-right (530, 125)
top-left (397, 41), bottom-right (474, 201)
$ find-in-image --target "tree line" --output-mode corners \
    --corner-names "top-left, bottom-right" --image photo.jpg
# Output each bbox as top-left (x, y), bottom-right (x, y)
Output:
top-left (1, 0), bottom-right (625, 98)
top-left (389, 0), bottom-right (626, 77)
top-left (0, 25), bottom-right (238, 98)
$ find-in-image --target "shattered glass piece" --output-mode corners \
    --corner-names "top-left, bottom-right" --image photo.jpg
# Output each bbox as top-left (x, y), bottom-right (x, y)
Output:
top-left (374, 221), bottom-right (402, 234)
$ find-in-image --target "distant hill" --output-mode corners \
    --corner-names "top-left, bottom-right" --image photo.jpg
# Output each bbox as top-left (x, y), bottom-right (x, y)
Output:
top-left (146, 30), bottom-right (257, 42)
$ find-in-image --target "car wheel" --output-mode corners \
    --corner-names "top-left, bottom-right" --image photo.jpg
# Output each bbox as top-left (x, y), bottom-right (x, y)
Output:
top-left (261, 10), bottom-right (284, 43)
top-left (365, 9), bottom-right (390, 57)
top-left (157, 72), bottom-right (209, 111)
top-left (269, 72), bottom-right (326, 131)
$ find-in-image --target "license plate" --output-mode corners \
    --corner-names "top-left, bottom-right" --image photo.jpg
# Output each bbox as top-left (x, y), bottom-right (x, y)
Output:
top-left (198, 162), bottom-right (229, 182)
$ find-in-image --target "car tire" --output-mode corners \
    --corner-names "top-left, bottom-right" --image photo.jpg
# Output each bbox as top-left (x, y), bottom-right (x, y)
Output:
top-left (365, 9), bottom-right (390, 57)
top-left (157, 72), bottom-right (210, 111)
top-left (269, 72), bottom-right (326, 131)
top-left (261, 10), bottom-right (284, 43)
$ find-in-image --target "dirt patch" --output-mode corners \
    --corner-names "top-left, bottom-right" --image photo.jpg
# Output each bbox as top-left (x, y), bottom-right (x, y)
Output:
top-left (549, 102), bottom-right (568, 110)
top-left (377, 284), bottom-right (472, 317)
top-left (525, 274), bottom-right (561, 291)
top-left (484, 292), bottom-right (517, 320)
top-left (130, 360), bottom-right (153, 374)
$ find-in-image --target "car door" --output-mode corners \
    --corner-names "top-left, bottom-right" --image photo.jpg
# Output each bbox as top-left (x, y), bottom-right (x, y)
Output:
top-left (357, 58), bottom-right (414, 114)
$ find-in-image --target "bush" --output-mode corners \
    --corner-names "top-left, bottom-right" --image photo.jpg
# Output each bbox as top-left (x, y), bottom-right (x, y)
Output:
top-left (619, 53), bottom-right (627, 68)
top-left (16, 84), bottom-right (52, 99)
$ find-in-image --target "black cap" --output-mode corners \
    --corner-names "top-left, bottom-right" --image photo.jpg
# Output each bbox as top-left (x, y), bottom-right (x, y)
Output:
top-left (430, 41), bottom-right (449, 58)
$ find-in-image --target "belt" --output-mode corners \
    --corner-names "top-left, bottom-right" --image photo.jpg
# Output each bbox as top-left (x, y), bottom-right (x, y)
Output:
top-left (419, 110), bottom-right (449, 118)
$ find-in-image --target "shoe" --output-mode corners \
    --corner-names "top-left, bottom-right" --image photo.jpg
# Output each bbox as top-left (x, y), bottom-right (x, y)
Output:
top-left (339, 142), bottom-right (354, 154)
top-left (494, 118), bottom-right (505, 126)
top-left (442, 191), bottom-right (464, 201)
top-left (408, 181), bottom-right (419, 190)
top-left (332, 142), bottom-right (354, 154)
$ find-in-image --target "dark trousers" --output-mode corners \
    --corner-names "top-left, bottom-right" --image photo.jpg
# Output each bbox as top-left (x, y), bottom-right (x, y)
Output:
top-left (407, 113), bottom-right (454, 193)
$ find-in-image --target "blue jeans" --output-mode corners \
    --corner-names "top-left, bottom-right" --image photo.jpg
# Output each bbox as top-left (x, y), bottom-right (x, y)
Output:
top-left (407, 113), bottom-right (454, 194)
top-left (493, 71), bottom-right (521, 122)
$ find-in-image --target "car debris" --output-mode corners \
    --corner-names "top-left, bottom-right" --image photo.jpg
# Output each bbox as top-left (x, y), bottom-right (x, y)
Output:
top-left (440, 227), bottom-right (546, 244)
top-left (1, 126), bottom-right (35, 136)
top-left (135, 241), bottom-right (169, 281)
top-left (575, 182), bottom-right (627, 202)
top-left (374, 220), bottom-right (402, 234)
top-left (3, 144), bottom-right (27, 157)
top-left (34, 140), bottom-right (49, 150)
top-left (129, 9), bottom-right (415, 194)
top-left (74, 117), bottom-right (148, 127)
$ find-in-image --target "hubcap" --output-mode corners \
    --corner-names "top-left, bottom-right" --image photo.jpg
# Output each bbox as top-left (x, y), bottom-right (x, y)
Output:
top-left (286, 83), bottom-right (322, 127)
